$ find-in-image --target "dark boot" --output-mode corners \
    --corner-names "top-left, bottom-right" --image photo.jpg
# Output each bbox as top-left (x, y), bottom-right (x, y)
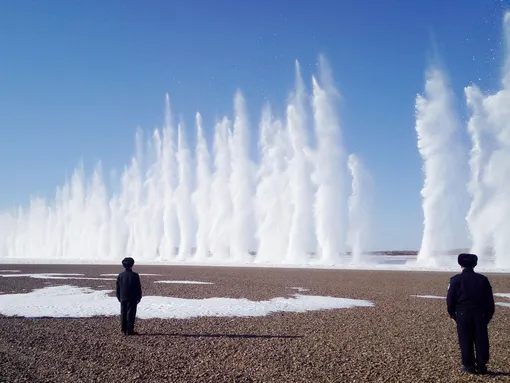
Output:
top-left (461, 365), bottom-right (476, 374)
top-left (477, 365), bottom-right (488, 375)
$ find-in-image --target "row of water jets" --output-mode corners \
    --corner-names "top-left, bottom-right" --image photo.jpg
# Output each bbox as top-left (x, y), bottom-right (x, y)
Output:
top-left (0, 13), bottom-right (509, 268)
top-left (0, 58), bottom-right (372, 265)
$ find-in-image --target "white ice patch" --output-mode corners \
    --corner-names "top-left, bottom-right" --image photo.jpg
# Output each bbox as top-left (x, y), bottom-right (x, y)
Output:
top-left (0, 273), bottom-right (115, 281)
top-left (411, 295), bottom-right (445, 299)
top-left (412, 294), bottom-right (510, 309)
top-left (290, 287), bottom-right (310, 292)
top-left (1, 273), bottom-right (82, 278)
top-left (0, 285), bottom-right (374, 319)
top-left (154, 280), bottom-right (213, 285)
top-left (100, 273), bottom-right (162, 277)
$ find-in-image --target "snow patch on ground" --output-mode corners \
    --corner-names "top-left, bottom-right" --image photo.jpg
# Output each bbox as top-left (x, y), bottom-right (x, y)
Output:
top-left (0, 285), bottom-right (374, 319)
top-left (154, 280), bottom-right (213, 285)
top-left (412, 293), bottom-right (510, 309)
top-left (100, 273), bottom-right (161, 277)
top-left (411, 295), bottom-right (444, 299)
top-left (0, 273), bottom-right (115, 281)
top-left (290, 287), bottom-right (310, 292)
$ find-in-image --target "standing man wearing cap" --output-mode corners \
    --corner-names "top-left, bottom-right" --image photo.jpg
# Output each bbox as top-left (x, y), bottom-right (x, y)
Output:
top-left (447, 253), bottom-right (495, 375)
top-left (116, 257), bottom-right (143, 335)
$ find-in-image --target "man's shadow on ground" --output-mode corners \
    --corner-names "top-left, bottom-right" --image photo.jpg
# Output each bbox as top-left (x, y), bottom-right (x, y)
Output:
top-left (138, 333), bottom-right (302, 339)
top-left (485, 371), bottom-right (510, 377)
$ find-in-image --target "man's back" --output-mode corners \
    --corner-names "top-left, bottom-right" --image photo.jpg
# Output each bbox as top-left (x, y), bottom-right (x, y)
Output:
top-left (447, 268), bottom-right (494, 319)
top-left (116, 269), bottom-right (142, 302)
top-left (447, 253), bottom-right (494, 374)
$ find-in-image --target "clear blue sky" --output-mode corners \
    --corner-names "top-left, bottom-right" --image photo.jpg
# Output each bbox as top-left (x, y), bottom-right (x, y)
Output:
top-left (0, 0), bottom-right (508, 250)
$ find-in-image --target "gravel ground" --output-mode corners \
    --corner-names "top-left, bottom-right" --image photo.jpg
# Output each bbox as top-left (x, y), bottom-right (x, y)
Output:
top-left (0, 264), bottom-right (509, 382)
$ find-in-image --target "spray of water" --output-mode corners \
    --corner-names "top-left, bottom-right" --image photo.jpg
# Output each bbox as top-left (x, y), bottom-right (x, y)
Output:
top-left (175, 123), bottom-right (195, 258)
top-left (229, 92), bottom-right (256, 261)
top-left (158, 96), bottom-right (179, 259)
top-left (415, 67), bottom-right (464, 266)
top-left (254, 105), bottom-right (277, 262)
top-left (311, 56), bottom-right (346, 263)
top-left (465, 11), bottom-right (510, 268)
top-left (0, 58), bottom-right (359, 264)
top-left (2, 39), bottom-right (510, 269)
top-left (192, 113), bottom-right (212, 260)
top-left (347, 154), bottom-right (373, 264)
top-left (208, 117), bottom-right (233, 261)
top-left (286, 61), bottom-right (316, 261)
top-left (465, 86), bottom-right (493, 258)
top-left (254, 105), bottom-right (292, 263)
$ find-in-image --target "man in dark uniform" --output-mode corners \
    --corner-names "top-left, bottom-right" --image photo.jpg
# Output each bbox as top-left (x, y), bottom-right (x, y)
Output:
top-left (447, 253), bottom-right (495, 374)
top-left (116, 257), bottom-right (142, 335)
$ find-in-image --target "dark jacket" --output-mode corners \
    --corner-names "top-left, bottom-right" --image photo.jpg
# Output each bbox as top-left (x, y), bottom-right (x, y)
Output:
top-left (447, 268), bottom-right (495, 321)
top-left (116, 269), bottom-right (142, 302)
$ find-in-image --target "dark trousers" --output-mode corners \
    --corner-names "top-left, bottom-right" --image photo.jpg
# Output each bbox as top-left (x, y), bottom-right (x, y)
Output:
top-left (120, 300), bottom-right (138, 334)
top-left (455, 311), bottom-right (490, 368)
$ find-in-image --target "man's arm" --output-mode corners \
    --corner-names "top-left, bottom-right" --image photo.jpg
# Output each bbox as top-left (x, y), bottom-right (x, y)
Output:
top-left (484, 277), bottom-right (495, 323)
top-left (446, 278), bottom-right (457, 319)
top-left (116, 275), bottom-right (121, 302)
top-left (136, 274), bottom-right (142, 303)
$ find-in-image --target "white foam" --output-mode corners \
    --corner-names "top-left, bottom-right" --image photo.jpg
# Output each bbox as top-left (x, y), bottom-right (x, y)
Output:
top-left (154, 280), bottom-right (213, 285)
top-left (0, 270), bottom-right (21, 273)
top-left (411, 295), bottom-right (444, 299)
top-left (495, 293), bottom-right (510, 299)
top-left (496, 302), bottom-right (510, 308)
top-left (0, 285), bottom-right (374, 319)
top-left (0, 273), bottom-right (115, 281)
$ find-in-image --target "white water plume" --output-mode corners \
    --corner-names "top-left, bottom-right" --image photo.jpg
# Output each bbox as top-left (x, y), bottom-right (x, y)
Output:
top-left (311, 56), bottom-right (346, 263)
top-left (465, 11), bottom-right (510, 268)
top-left (208, 117), bottom-right (233, 261)
top-left (192, 113), bottom-right (212, 260)
top-left (415, 66), bottom-right (464, 266)
top-left (254, 105), bottom-right (292, 263)
top-left (347, 154), bottom-right (373, 264)
top-left (159, 95), bottom-right (179, 259)
top-left (3, 43), bottom-right (510, 270)
top-left (229, 92), bottom-right (256, 261)
top-left (286, 61), bottom-right (316, 262)
top-left (0, 58), bottom-right (357, 265)
top-left (175, 123), bottom-right (195, 259)
top-left (465, 86), bottom-right (494, 259)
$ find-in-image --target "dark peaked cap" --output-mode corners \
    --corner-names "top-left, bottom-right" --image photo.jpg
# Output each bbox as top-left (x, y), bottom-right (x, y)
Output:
top-left (458, 253), bottom-right (478, 268)
top-left (122, 257), bottom-right (135, 268)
